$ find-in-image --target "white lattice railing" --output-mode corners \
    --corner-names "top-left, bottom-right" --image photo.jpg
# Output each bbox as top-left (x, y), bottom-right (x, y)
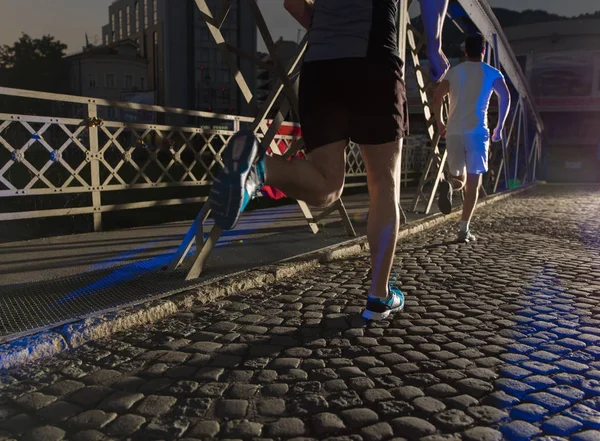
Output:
top-left (0, 86), bottom-right (425, 230)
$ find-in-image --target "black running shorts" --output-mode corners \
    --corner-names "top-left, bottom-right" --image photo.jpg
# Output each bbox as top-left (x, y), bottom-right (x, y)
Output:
top-left (298, 57), bottom-right (409, 153)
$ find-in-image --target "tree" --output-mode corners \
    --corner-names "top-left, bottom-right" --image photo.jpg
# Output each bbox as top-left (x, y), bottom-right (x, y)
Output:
top-left (0, 33), bottom-right (68, 93)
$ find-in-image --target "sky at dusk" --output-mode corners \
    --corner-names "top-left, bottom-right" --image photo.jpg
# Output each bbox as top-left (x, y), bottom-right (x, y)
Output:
top-left (0, 0), bottom-right (598, 54)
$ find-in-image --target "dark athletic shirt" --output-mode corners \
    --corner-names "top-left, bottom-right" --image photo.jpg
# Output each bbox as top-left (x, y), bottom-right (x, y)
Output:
top-left (304, 0), bottom-right (401, 64)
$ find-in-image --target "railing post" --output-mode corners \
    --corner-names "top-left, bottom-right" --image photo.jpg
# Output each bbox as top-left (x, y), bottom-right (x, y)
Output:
top-left (88, 102), bottom-right (102, 231)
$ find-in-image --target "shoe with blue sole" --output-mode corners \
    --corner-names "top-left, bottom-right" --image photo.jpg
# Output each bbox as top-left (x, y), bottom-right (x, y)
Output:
top-left (362, 285), bottom-right (405, 321)
top-left (209, 130), bottom-right (266, 231)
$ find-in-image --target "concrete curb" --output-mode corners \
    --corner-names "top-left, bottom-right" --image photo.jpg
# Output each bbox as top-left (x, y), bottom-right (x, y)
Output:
top-left (0, 183), bottom-right (536, 370)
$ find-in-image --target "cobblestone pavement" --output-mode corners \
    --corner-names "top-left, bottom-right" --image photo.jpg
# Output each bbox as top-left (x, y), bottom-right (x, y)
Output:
top-left (1, 184), bottom-right (600, 441)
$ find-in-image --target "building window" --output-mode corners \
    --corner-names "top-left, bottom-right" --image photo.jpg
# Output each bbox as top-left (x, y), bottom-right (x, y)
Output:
top-left (125, 74), bottom-right (134, 89)
top-left (107, 108), bottom-right (116, 120)
top-left (199, 47), bottom-right (209, 62)
top-left (126, 6), bottom-right (131, 36)
top-left (199, 27), bottom-right (209, 41)
top-left (153, 32), bottom-right (158, 47)
top-left (118, 10), bottom-right (123, 40)
top-left (218, 68), bottom-right (230, 83)
top-left (144, 0), bottom-right (148, 28)
top-left (106, 73), bottom-right (116, 88)
top-left (88, 74), bottom-right (96, 88)
top-left (135, 2), bottom-right (139, 32)
top-left (104, 34), bottom-right (108, 46)
top-left (222, 88), bottom-right (230, 101)
top-left (111, 14), bottom-right (115, 41)
top-left (140, 77), bottom-right (146, 89)
top-left (153, 0), bottom-right (158, 24)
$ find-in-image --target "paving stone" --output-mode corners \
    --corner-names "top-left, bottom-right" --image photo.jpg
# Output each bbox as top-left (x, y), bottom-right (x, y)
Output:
top-left (270, 358), bottom-right (301, 369)
top-left (467, 368), bottom-right (498, 381)
top-left (391, 417), bottom-right (436, 438)
top-left (67, 386), bottom-right (112, 407)
top-left (426, 383), bottom-right (458, 398)
top-left (541, 415), bottom-right (584, 436)
top-left (522, 375), bottom-right (556, 390)
top-left (377, 400), bottom-right (414, 417)
top-left (582, 396), bottom-right (600, 411)
top-left (462, 427), bottom-right (502, 441)
top-left (135, 395), bottom-right (177, 417)
top-left (198, 382), bottom-right (230, 397)
top-left (0, 413), bottom-right (35, 434)
top-left (187, 420), bottom-right (220, 438)
top-left (222, 419), bottom-right (263, 438)
top-left (71, 429), bottom-right (106, 441)
top-left (15, 392), bottom-right (57, 410)
top-left (292, 381), bottom-right (322, 394)
top-left (257, 398), bottom-right (286, 416)
top-left (324, 379), bottom-right (348, 392)
top-left (288, 392), bottom-right (329, 414)
top-left (362, 389), bottom-right (394, 404)
top-left (455, 378), bottom-right (495, 397)
top-left (22, 426), bottom-right (66, 441)
top-left (466, 406), bottom-right (509, 425)
top-left (510, 403), bottom-right (549, 422)
top-left (554, 359), bottom-right (590, 374)
top-left (262, 383), bottom-right (289, 397)
top-left (142, 416), bottom-right (190, 439)
top-left (311, 413), bottom-right (346, 435)
top-left (496, 379), bottom-right (537, 398)
top-left (177, 397), bottom-right (212, 417)
top-left (444, 394), bottom-right (479, 410)
top-left (563, 404), bottom-right (600, 429)
top-left (37, 401), bottom-right (83, 423)
top-left (500, 366), bottom-right (534, 380)
top-left (265, 418), bottom-right (306, 438)
top-left (98, 391), bottom-right (144, 412)
top-left (526, 392), bottom-right (571, 413)
top-left (323, 436), bottom-right (364, 441)
top-left (413, 396), bottom-right (446, 414)
top-left (501, 420), bottom-right (542, 441)
top-left (554, 373), bottom-right (585, 387)
top-left (547, 385), bottom-right (586, 402)
top-left (581, 380), bottom-right (600, 396)
top-left (571, 430), bottom-right (600, 441)
top-left (431, 409), bottom-right (475, 431)
top-left (328, 390), bottom-right (363, 410)
top-left (227, 383), bottom-right (259, 399)
top-left (68, 410), bottom-right (117, 430)
top-left (360, 422), bottom-right (394, 441)
top-left (216, 399), bottom-right (249, 419)
top-left (105, 414), bottom-right (146, 437)
top-left (340, 408), bottom-right (379, 429)
top-left (43, 380), bottom-right (85, 397)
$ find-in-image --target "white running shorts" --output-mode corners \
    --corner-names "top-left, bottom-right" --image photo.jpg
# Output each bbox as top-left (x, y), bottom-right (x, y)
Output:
top-left (445, 132), bottom-right (490, 176)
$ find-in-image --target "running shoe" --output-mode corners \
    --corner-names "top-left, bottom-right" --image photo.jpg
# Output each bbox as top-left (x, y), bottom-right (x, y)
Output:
top-left (458, 229), bottom-right (476, 243)
top-left (362, 285), bottom-right (405, 321)
top-left (209, 130), bottom-right (266, 230)
top-left (438, 178), bottom-right (453, 215)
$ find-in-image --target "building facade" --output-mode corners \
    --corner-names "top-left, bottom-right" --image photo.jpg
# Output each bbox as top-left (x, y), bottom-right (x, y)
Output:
top-left (101, 0), bottom-right (257, 117)
top-left (65, 40), bottom-right (149, 120)
top-left (256, 38), bottom-right (299, 117)
top-left (506, 20), bottom-right (600, 183)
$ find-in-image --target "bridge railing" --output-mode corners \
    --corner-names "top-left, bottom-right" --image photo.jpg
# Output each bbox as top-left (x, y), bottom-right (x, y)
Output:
top-left (0, 86), bottom-right (426, 231)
